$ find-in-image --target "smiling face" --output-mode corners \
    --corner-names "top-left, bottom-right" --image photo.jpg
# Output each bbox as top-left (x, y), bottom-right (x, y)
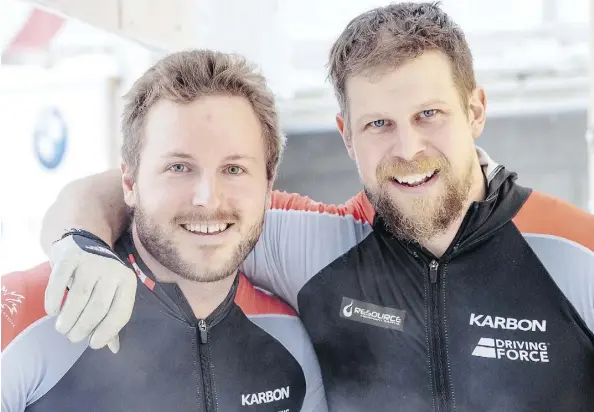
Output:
top-left (122, 95), bottom-right (270, 282)
top-left (338, 51), bottom-right (486, 244)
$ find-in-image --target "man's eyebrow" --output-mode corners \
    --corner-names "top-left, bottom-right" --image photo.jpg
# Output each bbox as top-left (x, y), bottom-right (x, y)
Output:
top-left (416, 99), bottom-right (448, 109)
top-left (161, 151), bottom-right (193, 159)
top-left (160, 152), bottom-right (258, 162)
top-left (223, 154), bottom-right (257, 162)
top-left (355, 112), bottom-right (391, 125)
top-left (356, 99), bottom-right (449, 122)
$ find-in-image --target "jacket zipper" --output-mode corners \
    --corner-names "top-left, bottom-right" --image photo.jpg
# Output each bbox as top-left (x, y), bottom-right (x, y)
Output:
top-left (428, 260), bottom-right (450, 412)
top-left (173, 278), bottom-right (238, 412)
top-left (198, 319), bottom-right (215, 412)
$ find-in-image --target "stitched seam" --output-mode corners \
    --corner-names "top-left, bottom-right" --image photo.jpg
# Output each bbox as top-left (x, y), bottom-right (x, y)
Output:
top-left (424, 271), bottom-right (436, 412)
top-left (442, 264), bottom-right (456, 411)
top-left (208, 345), bottom-right (220, 411)
top-left (192, 337), bottom-right (202, 407)
top-left (267, 208), bottom-right (373, 225)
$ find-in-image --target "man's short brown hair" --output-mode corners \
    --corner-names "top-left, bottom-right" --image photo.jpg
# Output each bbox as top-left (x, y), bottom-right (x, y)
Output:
top-left (328, 2), bottom-right (476, 121)
top-left (121, 49), bottom-right (285, 180)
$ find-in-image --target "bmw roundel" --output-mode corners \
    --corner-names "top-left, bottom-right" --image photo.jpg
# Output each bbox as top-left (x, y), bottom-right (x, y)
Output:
top-left (33, 108), bottom-right (68, 170)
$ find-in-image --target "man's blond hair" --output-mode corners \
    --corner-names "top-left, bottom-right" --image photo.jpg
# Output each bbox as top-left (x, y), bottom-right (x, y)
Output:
top-left (121, 49), bottom-right (285, 180)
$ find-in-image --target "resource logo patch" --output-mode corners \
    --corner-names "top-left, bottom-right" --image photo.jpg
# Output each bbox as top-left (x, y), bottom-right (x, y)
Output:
top-left (340, 297), bottom-right (405, 331)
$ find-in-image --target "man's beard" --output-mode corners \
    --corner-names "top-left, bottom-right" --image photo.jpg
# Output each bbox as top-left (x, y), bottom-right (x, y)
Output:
top-left (134, 206), bottom-right (263, 283)
top-left (366, 154), bottom-right (473, 245)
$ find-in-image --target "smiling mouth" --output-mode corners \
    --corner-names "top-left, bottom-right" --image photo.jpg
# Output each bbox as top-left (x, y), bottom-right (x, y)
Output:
top-left (392, 170), bottom-right (439, 187)
top-left (181, 222), bottom-right (233, 235)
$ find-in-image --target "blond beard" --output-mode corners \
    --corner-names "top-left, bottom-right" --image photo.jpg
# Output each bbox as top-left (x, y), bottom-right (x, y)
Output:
top-left (368, 156), bottom-right (474, 245)
top-left (134, 205), bottom-right (264, 283)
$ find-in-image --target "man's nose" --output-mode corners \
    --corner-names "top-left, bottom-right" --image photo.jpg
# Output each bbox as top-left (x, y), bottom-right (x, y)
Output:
top-left (191, 174), bottom-right (221, 209)
top-left (389, 124), bottom-right (426, 161)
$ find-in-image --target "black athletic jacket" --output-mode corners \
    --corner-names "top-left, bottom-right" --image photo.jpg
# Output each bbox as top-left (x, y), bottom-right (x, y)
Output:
top-left (242, 148), bottom-right (594, 412)
top-left (1, 233), bottom-right (326, 411)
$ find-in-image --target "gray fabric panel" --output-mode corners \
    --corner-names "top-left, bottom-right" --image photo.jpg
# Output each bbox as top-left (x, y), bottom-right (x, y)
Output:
top-left (1, 315), bottom-right (88, 411)
top-left (248, 314), bottom-right (327, 412)
top-left (524, 233), bottom-right (594, 334)
top-left (241, 209), bottom-right (373, 312)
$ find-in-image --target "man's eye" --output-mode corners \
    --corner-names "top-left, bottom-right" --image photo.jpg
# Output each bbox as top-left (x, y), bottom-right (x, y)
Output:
top-left (226, 165), bottom-right (245, 175)
top-left (371, 119), bottom-right (386, 128)
top-left (169, 164), bottom-right (188, 173)
top-left (419, 109), bottom-right (437, 118)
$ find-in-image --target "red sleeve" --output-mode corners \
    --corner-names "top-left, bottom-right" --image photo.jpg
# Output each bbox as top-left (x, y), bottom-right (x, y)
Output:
top-left (270, 190), bottom-right (376, 224)
top-left (234, 274), bottom-right (296, 316)
top-left (513, 191), bottom-right (594, 252)
top-left (1, 262), bottom-right (51, 351)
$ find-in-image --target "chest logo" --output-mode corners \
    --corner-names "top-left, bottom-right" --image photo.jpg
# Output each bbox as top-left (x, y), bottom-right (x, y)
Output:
top-left (340, 297), bottom-right (405, 331)
top-left (241, 386), bottom-right (290, 406)
top-left (472, 337), bottom-right (550, 363)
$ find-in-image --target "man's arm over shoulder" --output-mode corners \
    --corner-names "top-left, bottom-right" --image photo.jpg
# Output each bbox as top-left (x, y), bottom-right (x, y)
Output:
top-left (2, 263), bottom-right (87, 411)
top-left (513, 191), bottom-right (594, 333)
top-left (241, 190), bottom-right (375, 311)
top-left (40, 169), bottom-right (129, 253)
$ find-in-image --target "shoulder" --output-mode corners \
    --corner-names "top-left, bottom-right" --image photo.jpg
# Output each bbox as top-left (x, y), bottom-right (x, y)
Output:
top-left (234, 274), bottom-right (323, 396)
top-left (2, 262), bottom-right (51, 350)
top-left (234, 273), bottom-right (296, 317)
top-left (512, 190), bottom-right (594, 252)
top-left (513, 192), bottom-right (594, 335)
top-left (1, 262), bottom-right (88, 410)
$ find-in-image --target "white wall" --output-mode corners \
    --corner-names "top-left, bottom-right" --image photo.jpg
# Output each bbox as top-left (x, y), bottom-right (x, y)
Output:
top-left (0, 61), bottom-right (119, 274)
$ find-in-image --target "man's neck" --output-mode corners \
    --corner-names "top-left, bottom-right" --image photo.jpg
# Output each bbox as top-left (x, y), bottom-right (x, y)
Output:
top-left (131, 226), bottom-right (236, 319)
top-left (421, 163), bottom-right (487, 258)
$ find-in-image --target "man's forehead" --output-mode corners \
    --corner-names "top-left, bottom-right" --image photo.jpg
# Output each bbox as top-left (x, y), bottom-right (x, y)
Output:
top-left (346, 71), bottom-right (459, 119)
top-left (143, 102), bottom-right (265, 164)
top-left (347, 52), bottom-right (456, 95)
top-left (146, 97), bottom-right (257, 125)
top-left (144, 97), bottom-right (263, 141)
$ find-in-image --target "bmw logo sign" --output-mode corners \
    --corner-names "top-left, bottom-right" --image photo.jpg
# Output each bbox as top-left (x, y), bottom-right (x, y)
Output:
top-left (33, 108), bottom-right (68, 170)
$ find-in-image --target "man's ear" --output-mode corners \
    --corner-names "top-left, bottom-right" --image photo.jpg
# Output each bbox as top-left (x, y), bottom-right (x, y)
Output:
top-left (336, 113), bottom-right (356, 160)
top-left (468, 87), bottom-right (487, 140)
top-left (121, 163), bottom-right (137, 208)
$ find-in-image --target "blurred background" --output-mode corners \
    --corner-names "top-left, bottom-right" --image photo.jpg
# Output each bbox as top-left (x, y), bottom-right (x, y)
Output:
top-left (0, 0), bottom-right (593, 274)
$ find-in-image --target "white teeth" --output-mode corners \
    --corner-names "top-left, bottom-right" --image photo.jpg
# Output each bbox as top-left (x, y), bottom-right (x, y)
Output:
top-left (182, 222), bottom-right (229, 234)
top-left (395, 170), bottom-right (436, 185)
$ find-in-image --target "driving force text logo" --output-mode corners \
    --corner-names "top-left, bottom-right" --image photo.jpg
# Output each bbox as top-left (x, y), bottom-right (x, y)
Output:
top-left (472, 337), bottom-right (550, 362)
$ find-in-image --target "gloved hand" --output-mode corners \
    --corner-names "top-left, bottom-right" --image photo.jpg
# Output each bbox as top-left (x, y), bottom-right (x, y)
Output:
top-left (45, 230), bottom-right (137, 353)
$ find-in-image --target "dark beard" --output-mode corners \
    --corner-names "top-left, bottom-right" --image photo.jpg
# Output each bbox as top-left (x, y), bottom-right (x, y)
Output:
top-left (134, 206), bottom-right (263, 283)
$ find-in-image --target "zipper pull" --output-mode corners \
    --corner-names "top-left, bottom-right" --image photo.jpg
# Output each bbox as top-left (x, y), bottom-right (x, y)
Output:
top-left (429, 260), bottom-right (439, 283)
top-left (198, 319), bottom-right (208, 344)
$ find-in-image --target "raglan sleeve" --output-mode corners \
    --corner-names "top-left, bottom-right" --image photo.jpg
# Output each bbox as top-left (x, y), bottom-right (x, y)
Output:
top-left (2, 262), bottom-right (89, 412)
top-left (240, 190), bottom-right (375, 311)
top-left (513, 191), bottom-right (594, 334)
